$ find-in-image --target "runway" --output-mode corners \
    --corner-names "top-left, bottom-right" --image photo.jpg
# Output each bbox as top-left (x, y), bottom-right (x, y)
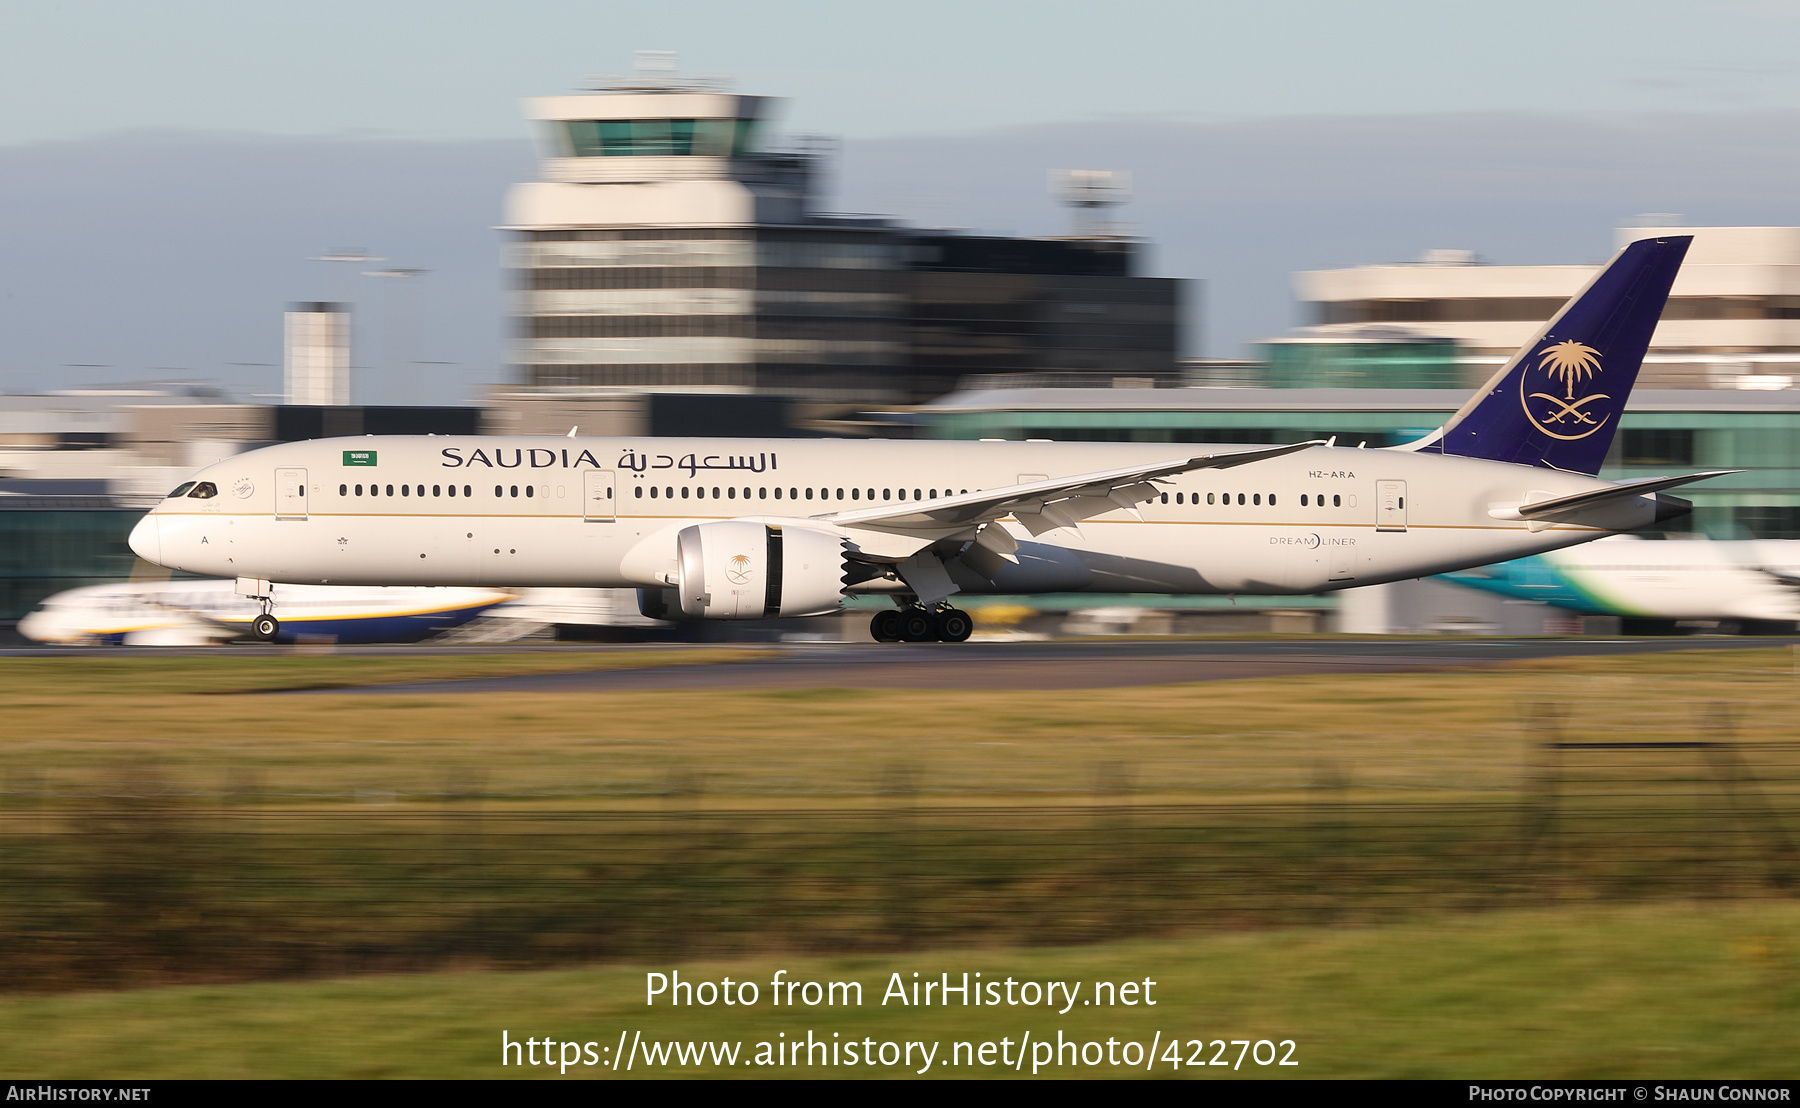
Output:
top-left (300, 635), bottom-right (1800, 695)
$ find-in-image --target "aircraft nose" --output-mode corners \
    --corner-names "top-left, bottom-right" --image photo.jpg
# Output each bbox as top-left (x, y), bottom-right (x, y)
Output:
top-left (128, 513), bottom-right (161, 564)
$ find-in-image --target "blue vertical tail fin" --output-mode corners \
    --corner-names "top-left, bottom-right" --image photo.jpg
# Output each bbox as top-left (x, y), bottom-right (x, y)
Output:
top-left (1409, 235), bottom-right (1691, 474)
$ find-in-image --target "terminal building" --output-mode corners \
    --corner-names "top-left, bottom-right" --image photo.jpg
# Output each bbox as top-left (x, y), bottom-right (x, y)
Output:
top-left (502, 67), bottom-right (1182, 405)
top-left (1289, 226), bottom-right (1800, 390)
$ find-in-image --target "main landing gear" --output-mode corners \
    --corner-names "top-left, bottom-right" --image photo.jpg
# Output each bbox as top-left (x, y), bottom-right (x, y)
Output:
top-left (870, 605), bottom-right (974, 644)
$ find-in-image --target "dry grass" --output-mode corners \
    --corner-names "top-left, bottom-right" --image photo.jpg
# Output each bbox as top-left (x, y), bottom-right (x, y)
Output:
top-left (1, 646), bottom-right (1795, 808)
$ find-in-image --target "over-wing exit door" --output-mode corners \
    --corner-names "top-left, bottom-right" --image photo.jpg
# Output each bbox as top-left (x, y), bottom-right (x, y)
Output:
top-left (1376, 480), bottom-right (1407, 532)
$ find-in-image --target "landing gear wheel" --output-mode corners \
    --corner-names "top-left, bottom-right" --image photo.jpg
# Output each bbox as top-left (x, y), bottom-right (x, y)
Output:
top-left (899, 609), bottom-right (939, 643)
top-left (935, 607), bottom-right (974, 643)
top-left (870, 609), bottom-right (903, 643)
top-left (251, 613), bottom-right (280, 642)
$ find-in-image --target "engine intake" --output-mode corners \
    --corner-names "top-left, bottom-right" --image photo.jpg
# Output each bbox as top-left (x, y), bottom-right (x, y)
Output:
top-left (673, 521), bottom-right (847, 619)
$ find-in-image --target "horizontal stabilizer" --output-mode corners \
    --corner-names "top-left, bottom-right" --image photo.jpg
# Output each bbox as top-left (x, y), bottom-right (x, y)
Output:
top-left (1488, 470), bottom-right (1738, 522)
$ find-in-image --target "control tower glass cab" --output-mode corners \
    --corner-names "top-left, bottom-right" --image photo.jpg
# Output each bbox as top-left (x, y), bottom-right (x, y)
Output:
top-left (503, 75), bottom-right (903, 399)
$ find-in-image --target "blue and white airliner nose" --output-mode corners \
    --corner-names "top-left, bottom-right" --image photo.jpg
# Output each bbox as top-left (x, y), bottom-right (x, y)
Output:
top-left (128, 512), bottom-right (160, 564)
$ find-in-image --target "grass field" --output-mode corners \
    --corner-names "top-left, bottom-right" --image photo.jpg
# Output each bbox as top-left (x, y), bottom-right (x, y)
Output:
top-left (0, 899), bottom-right (1793, 1078)
top-left (0, 644), bottom-right (1796, 1077)
top-left (3, 645), bottom-right (1797, 804)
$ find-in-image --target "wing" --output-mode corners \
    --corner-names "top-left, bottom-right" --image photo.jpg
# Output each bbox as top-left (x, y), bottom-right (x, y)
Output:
top-left (820, 440), bottom-right (1323, 544)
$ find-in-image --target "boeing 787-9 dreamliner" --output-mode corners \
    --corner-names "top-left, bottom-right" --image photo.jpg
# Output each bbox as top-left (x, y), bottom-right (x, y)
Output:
top-left (130, 236), bottom-right (1731, 643)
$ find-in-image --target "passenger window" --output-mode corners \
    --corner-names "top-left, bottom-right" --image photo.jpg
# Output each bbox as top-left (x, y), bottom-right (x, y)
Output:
top-left (1301, 494), bottom-right (1308, 506)
top-left (728, 487), bottom-right (736, 499)
top-left (187, 482), bottom-right (219, 499)
top-left (166, 482), bottom-right (196, 498)
top-left (1237, 493), bottom-right (1246, 506)
top-left (868, 489), bottom-right (875, 501)
top-left (791, 488), bottom-right (798, 499)
top-left (771, 487), bottom-right (779, 499)
top-left (339, 484), bottom-right (347, 497)
top-left (636, 486), bottom-right (644, 498)
top-left (433, 485), bottom-right (441, 497)
top-left (402, 485), bottom-right (409, 497)
top-left (495, 485), bottom-right (503, 497)
top-left (712, 486), bottom-right (720, 498)
top-left (805, 488), bottom-right (813, 500)
top-left (356, 484), bottom-right (364, 496)
top-left (883, 489), bottom-right (891, 501)
top-left (1270, 494), bottom-right (1277, 506)
top-left (525, 486), bottom-right (534, 498)
top-left (510, 485), bottom-right (519, 498)
top-left (681, 487), bottom-right (689, 499)
top-left (649, 486), bottom-right (657, 498)
top-left (1333, 494), bottom-right (1341, 507)
top-left (463, 485), bottom-right (471, 498)
top-left (931, 489), bottom-right (939, 499)
top-left (1207, 493), bottom-right (1215, 505)
top-left (837, 489), bottom-right (844, 500)
top-left (1160, 493), bottom-right (1168, 504)
top-left (851, 488), bottom-right (859, 501)
top-left (1253, 494), bottom-right (1261, 506)
top-left (666, 487), bottom-right (673, 499)
top-left (386, 485), bottom-right (394, 497)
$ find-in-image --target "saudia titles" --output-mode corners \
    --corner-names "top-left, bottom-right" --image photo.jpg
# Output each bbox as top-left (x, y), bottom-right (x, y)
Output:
top-left (435, 447), bottom-right (777, 478)
top-left (1520, 339), bottom-right (1610, 441)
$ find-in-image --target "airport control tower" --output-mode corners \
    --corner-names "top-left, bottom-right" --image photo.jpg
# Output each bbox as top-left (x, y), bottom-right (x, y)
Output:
top-left (504, 57), bottom-right (906, 401)
top-left (503, 56), bottom-right (1183, 405)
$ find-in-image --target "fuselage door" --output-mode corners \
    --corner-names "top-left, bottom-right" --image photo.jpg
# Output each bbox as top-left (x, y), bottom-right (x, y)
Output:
top-left (583, 470), bottom-right (616, 522)
top-left (275, 467), bottom-right (308, 521)
top-left (1376, 480), bottom-right (1407, 533)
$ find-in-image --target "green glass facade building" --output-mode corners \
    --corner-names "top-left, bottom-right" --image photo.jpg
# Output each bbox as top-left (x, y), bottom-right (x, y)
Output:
top-left (0, 504), bottom-right (142, 621)
top-left (918, 388), bottom-right (1800, 539)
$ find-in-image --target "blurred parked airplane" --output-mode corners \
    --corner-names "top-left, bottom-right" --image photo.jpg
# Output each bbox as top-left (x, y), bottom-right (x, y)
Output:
top-left (1439, 536), bottom-right (1800, 633)
top-left (18, 580), bottom-right (512, 645)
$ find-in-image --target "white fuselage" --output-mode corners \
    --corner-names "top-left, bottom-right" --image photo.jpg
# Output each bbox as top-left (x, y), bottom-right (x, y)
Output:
top-left (18, 579), bottom-right (514, 644)
top-left (130, 436), bottom-right (1663, 597)
top-left (1540, 537), bottom-right (1800, 621)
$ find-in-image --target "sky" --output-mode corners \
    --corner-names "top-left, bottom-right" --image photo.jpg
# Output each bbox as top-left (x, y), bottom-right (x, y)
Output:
top-left (12, 1), bottom-right (1800, 142)
top-left (6, 2), bottom-right (1800, 401)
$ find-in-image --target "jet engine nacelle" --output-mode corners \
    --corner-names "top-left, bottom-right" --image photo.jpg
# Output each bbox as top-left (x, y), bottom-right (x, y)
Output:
top-left (675, 521), bottom-right (847, 619)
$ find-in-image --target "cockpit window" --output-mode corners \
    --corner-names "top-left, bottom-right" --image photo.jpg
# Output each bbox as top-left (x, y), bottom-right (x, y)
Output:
top-left (166, 482), bottom-right (196, 499)
top-left (186, 482), bottom-right (219, 499)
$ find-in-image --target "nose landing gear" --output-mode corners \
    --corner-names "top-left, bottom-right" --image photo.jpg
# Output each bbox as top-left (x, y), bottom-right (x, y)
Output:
top-left (242, 583), bottom-right (280, 642)
top-left (869, 605), bottom-right (974, 643)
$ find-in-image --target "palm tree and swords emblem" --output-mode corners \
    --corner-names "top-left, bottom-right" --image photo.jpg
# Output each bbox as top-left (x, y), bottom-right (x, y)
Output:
top-left (1522, 339), bottom-right (1610, 440)
top-left (725, 554), bottom-right (754, 585)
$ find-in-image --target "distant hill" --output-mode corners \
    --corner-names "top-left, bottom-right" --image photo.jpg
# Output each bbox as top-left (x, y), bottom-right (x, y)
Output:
top-left (4, 112), bottom-right (1800, 402)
